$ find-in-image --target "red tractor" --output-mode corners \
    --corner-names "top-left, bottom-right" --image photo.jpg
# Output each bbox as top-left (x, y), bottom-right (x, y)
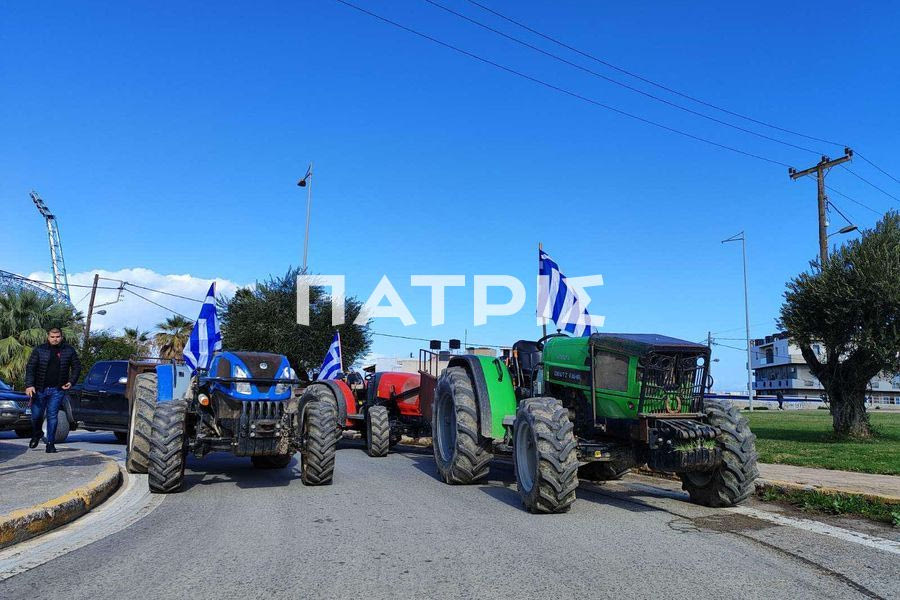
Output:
top-left (300, 371), bottom-right (427, 457)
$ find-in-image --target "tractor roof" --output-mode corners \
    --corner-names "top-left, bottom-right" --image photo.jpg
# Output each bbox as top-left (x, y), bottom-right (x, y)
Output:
top-left (589, 333), bottom-right (708, 356)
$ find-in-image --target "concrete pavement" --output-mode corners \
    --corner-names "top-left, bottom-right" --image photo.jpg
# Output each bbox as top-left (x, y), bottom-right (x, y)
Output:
top-left (0, 439), bottom-right (120, 549)
top-left (1, 441), bottom-right (897, 599)
top-left (758, 463), bottom-right (900, 503)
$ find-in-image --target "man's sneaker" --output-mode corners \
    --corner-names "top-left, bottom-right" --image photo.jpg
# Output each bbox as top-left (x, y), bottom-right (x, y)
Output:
top-left (46, 444), bottom-right (57, 454)
top-left (29, 436), bottom-right (40, 449)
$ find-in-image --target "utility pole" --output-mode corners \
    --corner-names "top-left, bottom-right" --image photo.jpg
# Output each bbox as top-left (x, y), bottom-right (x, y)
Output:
top-left (789, 148), bottom-right (853, 265)
top-left (83, 273), bottom-right (99, 353)
top-left (722, 232), bottom-right (754, 411)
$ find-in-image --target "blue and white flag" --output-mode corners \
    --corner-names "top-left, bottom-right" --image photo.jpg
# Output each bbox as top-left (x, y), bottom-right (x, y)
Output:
top-left (538, 248), bottom-right (594, 337)
top-left (183, 282), bottom-right (222, 372)
top-left (317, 332), bottom-right (342, 381)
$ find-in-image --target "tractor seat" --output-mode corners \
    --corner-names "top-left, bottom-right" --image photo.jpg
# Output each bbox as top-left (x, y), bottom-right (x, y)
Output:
top-left (512, 340), bottom-right (542, 386)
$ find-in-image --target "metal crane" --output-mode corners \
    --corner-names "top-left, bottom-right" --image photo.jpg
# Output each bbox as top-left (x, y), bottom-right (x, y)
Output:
top-left (30, 190), bottom-right (71, 304)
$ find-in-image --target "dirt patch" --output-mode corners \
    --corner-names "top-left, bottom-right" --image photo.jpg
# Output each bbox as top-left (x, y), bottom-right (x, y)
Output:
top-left (691, 513), bottom-right (776, 533)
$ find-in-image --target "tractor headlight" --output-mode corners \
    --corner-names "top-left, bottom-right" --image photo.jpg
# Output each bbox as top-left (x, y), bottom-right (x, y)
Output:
top-left (233, 365), bottom-right (252, 395)
top-left (274, 367), bottom-right (292, 395)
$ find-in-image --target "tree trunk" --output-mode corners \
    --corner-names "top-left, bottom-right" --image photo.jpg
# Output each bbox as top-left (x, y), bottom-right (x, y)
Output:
top-left (828, 384), bottom-right (872, 439)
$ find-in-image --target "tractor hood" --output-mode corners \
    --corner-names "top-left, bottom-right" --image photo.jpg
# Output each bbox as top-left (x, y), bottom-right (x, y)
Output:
top-left (206, 351), bottom-right (293, 400)
top-left (589, 333), bottom-right (709, 357)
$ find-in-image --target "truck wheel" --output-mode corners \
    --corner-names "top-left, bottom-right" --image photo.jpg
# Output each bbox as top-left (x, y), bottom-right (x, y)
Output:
top-left (578, 461), bottom-right (631, 481)
top-left (432, 367), bottom-right (492, 484)
top-left (148, 400), bottom-right (187, 494)
top-left (679, 398), bottom-right (759, 507)
top-left (14, 427), bottom-right (32, 438)
top-left (126, 373), bottom-right (157, 474)
top-left (301, 400), bottom-right (338, 485)
top-left (251, 454), bottom-right (292, 469)
top-left (52, 413), bottom-right (70, 443)
top-left (513, 398), bottom-right (579, 513)
top-left (365, 405), bottom-right (390, 457)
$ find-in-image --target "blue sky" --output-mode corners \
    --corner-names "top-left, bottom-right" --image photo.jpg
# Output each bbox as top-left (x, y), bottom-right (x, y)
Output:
top-left (2, 1), bottom-right (899, 389)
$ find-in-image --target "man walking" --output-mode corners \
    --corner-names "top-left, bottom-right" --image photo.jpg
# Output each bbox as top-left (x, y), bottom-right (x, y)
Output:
top-left (24, 327), bottom-right (81, 453)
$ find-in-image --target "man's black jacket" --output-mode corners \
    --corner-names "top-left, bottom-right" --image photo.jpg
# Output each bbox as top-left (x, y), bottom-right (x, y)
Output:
top-left (25, 343), bottom-right (82, 390)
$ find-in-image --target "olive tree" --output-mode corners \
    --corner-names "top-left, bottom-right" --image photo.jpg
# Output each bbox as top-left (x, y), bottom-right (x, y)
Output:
top-left (779, 211), bottom-right (900, 438)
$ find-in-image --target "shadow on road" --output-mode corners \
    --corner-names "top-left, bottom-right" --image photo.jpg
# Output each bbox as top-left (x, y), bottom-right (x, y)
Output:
top-left (180, 454), bottom-right (297, 491)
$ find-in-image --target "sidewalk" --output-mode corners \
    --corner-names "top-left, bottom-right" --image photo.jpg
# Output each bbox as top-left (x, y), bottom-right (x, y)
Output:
top-left (758, 463), bottom-right (900, 503)
top-left (0, 440), bottom-right (121, 549)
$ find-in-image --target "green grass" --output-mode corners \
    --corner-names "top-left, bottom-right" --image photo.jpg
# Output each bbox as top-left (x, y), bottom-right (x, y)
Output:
top-left (759, 487), bottom-right (900, 527)
top-left (746, 410), bottom-right (900, 475)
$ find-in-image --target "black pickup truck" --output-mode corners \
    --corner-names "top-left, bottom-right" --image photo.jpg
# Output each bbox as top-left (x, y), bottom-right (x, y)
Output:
top-left (68, 360), bottom-right (131, 441)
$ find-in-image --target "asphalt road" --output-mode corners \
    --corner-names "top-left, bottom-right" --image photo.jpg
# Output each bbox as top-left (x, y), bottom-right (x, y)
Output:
top-left (1, 432), bottom-right (897, 600)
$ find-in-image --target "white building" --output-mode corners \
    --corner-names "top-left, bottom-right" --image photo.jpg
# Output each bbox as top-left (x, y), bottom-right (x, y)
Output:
top-left (751, 332), bottom-right (900, 404)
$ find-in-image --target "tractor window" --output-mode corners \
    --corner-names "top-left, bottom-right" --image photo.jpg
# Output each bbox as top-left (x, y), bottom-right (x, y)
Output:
top-left (594, 352), bottom-right (629, 392)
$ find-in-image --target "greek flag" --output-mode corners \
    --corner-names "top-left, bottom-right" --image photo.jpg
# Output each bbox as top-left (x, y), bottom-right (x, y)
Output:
top-left (183, 282), bottom-right (222, 372)
top-left (317, 332), bottom-right (342, 380)
top-left (538, 249), bottom-right (594, 337)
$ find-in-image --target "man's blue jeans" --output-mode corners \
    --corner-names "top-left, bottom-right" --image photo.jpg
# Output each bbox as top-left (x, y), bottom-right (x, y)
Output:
top-left (31, 388), bottom-right (64, 444)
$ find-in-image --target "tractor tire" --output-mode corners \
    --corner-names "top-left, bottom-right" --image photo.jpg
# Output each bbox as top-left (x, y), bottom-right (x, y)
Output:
top-left (578, 461), bottom-right (631, 482)
top-left (251, 454), bottom-right (292, 469)
top-left (513, 398), bottom-right (579, 514)
top-left (432, 367), bottom-right (493, 485)
top-left (52, 413), bottom-right (70, 443)
top-left (303, 385), bottom-right (343, 434)
top-left (14, 427), bottom-right (32, 438)
top-left (148, 400), bottom-right (188, 494)
top-left (365, 405), bottom-right (390, 457)
top-left (300, 400), bottom-right (338, 485)
top-left (126, 373), bottom-right (157, 474)
top-left (679, 398), bottom-right (759, 507)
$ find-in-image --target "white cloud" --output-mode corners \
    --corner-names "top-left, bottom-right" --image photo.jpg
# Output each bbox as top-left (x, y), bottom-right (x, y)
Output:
top-left (27, 268), bottom-right (246, 335)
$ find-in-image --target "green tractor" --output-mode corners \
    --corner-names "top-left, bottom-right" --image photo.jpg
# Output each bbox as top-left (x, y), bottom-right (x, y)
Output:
top-left (427, 333), bottom-right (758, 514)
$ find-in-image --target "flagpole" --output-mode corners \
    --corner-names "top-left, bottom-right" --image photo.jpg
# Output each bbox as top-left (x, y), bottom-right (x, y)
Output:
top-left (337, 331), bottom-right (343, 374)
top-left (539, 242), bottom-right (547, 338)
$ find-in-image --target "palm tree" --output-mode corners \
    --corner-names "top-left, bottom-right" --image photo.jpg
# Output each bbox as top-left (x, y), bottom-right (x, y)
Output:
top-left (154, 315), bottom-right (193, 359)
top-left (122, 327), bottom-right (152, 356)
top-left (0, 289), bottom-right (83, 387)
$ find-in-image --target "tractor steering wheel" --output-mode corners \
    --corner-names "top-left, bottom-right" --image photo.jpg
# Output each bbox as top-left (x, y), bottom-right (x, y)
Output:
top-left (537, 332), bottom-right (569, 349)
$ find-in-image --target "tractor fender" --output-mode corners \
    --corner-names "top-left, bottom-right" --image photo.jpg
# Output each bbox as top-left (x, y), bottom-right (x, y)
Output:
top-left (447, 355), bottom-right (496, 439)
top-left (154, 363), bottom-right (192, 404)
top-left (304, 380), bottom-right (351, 426)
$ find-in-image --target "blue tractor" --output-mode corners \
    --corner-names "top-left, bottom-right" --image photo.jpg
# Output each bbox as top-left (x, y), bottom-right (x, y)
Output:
top-left (130, 351), bottom-right (338, 493)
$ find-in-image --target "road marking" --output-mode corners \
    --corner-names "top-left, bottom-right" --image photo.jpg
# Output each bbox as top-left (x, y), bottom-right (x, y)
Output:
top-left (729, 505), bottom-right (900, 556)
top-left (0, 470), bottom-right (164, 581)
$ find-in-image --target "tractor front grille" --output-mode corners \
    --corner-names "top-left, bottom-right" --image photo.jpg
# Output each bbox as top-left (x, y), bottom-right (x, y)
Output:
top-left (242, 400), bottom-right (284, 420)
top-left (638, 353), bottom-right (707, 414)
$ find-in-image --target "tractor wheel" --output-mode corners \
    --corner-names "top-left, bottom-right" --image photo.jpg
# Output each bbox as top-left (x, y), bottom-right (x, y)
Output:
top-left (14, 427), bottom-right (32, 438)
top-left (126, 373), bottom-right (157, 474)
top-left (578, 461), bottom-right (631, 482)
top-left (148, 400), bottom-right (188, 494)
top-left (303, 385), bottom-right (343, 434)
top-left (679, 398), bottom-right (759, 507)
top-left (251, 454), bottom-right (292, 469)
top-left (365, 405), bottom-right (390, 457)
top-left (432, 367), bottom-right (493, 485)
top-left (513, 398), bottom-right (579, 513)
top-left (300, 399), bottom-right (338, 485)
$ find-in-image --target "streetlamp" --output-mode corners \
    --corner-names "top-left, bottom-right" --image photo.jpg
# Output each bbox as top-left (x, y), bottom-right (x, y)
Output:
top-left (297, 163), bottom-right (313, 272)
top-left (828, 224), bottom-right (858, 237)
top-left (722, 231), bottom-right (754, 411)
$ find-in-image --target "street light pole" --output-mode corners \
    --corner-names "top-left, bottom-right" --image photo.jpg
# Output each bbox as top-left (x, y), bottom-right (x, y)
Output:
top-left (722, 232), bottom-right (754, 411)
top-left (297, 162), bottom-right (313, 272)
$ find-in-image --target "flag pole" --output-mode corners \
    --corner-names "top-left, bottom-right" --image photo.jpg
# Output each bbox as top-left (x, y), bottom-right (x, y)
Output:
top-left (337, 331), bottom-right (343, 374)
top-left (539, 242), bottom-right (547, 338)
top-left (302, 162), bottom-right (313, 272)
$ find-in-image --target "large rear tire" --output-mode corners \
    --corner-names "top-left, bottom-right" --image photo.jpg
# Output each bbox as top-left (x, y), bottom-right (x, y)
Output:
top-left (365, 405), bottom-right (390, 457)
top-left (148, 400), bottom-right (187, 494)
top-left (251, 454), bottom-right (292, 469)
top-left (302, 385), bottom-right (343, 434)
top-left (432, 367), bottom-right (492, 485)
top-left (126, 373), bottom-right (157, 474)
top-left (301, 400), bottom-right (338, 485)
top-left (513, 398), bottom-right (579, 514)
top-left (679, 398), bottom-right (758, 507)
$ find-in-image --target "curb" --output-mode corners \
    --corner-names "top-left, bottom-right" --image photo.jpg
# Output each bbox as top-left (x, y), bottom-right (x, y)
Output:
top-left (0, 454), bottom-right (122, 550)
top-left (754, 478), bottom-right (900, 506)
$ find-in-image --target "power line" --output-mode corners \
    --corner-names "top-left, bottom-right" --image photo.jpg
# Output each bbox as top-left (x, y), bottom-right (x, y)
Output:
top-left (824, 185), bottom-right (883, 216)
top-left (333, 0), bottom-right (791, 167)
top-left (371, 330), bottom-right (506, 349)
top-left (841, 166), bottom-right (900, 204)
top-left (855, 152), bottom-right (900, 186)
top-left (124, 282), bottom-right (204, 303)
top-left (123, 288), bottom-right (192, 320)
top-left (462, 0), bottom-right (847, 149)
top-left (422, 0), bottom-right (822, 156)
top-left (826, 199), bottom-right (855, 227)
top-left (4, 273), bottom-right (122, 290)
